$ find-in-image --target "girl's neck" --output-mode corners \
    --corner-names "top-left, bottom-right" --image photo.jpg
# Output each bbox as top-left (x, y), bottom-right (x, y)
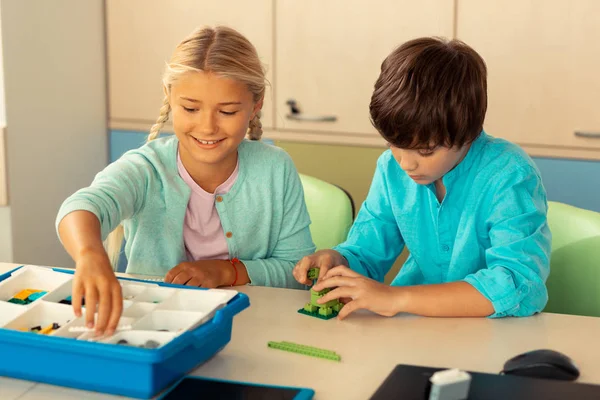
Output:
top-left (179, 147), bottom-right (238, 194)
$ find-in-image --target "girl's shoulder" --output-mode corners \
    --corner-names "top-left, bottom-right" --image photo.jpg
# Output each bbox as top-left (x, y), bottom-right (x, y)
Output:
top-left (238, 139), bottom-right (295, 169)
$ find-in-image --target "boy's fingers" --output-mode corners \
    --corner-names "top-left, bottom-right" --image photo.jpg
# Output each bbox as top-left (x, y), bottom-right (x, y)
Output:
top-left (317, 253), bottom-right (336, 281)
top-left (318, 287), bottom-right (354, 304)
top-left (313, 276), bottom-right (354, 291)
top-left (337, 300), bottom-right (361, 320)
top-left (324, 265), bottom-right (359, 279)
top-left (295, 257), bottom-right (313, 284)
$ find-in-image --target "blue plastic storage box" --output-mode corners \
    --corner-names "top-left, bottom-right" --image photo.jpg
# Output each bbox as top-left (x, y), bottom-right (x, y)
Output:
top-left (0, 265), bottom-right (250, 398)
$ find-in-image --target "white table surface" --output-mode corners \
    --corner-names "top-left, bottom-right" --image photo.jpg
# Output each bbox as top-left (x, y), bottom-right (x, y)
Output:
top-left (1, 262), bottom-right (600, 399)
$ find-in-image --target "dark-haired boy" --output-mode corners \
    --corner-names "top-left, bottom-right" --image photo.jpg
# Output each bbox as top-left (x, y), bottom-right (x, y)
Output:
top-left (293, 37), bottom-right (551, 320)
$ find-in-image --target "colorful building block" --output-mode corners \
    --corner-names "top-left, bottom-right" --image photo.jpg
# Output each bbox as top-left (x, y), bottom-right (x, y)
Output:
top-left (298, 268), bottom-right (343, 320)
top-left (59, 295), bottom-right (86, 306)
top-left (267, 340), bottom-right (341, 362)
top-left (31, 322), bottom-right (61, 335)
top-left (8, 289), bottom-right (47, 305)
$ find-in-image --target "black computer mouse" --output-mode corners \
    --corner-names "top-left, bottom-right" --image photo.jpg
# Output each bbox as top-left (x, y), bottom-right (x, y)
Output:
top-left (502, 349), bottom-right (580, 381)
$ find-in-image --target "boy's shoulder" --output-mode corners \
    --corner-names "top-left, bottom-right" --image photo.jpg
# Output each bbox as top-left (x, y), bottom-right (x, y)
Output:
top-left (477, 133), bottom-right (539, 175)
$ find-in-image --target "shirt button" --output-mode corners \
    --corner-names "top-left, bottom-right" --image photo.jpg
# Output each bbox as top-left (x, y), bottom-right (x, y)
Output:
top-left (441, 244), bottom-right (449, 252)
top-left (226, 232), bottom-right (233, 238)
top-left (216, 196), bottom-right (223, 203)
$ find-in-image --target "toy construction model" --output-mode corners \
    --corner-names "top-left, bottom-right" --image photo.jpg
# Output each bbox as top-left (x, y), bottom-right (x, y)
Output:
top-left (298, 267), bottom-right (343, 320)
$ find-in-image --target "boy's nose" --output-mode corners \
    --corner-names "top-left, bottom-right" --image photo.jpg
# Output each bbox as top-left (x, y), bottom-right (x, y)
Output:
top-left (400, 158), bottom-right (418, 172)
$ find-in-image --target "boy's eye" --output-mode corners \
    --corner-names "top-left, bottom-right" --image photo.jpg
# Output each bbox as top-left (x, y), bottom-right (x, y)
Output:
top-left (418, 149), bottom-right (435, 157)
top-left (220, 110), bottom-right (238, 116)
top-left (182, 106), bottom-right (197, 113)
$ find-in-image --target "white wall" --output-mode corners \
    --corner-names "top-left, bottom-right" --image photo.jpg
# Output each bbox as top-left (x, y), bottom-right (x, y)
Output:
top-left (0, 3), bottom-right (5, 126)
top-left (1, 0), bottom-right (107, 267)
top-left (0, 4), bottom-right (11, 262)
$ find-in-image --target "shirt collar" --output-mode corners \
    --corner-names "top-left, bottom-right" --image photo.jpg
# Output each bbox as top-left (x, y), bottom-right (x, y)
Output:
top-left (441, 130), bottom-right (489, 186)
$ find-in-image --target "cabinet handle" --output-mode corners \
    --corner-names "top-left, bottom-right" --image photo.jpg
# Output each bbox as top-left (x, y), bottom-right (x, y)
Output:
top-left (575, 131), bottom-right (600, 139)
top-left (285, 99), bottom-right (337, 122)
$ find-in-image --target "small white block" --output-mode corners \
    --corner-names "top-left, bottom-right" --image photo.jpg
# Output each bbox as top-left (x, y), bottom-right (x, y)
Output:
top-left (68, 324), bottom-right (132, 333)
top-left (428, 369), bottom-right (471, 400)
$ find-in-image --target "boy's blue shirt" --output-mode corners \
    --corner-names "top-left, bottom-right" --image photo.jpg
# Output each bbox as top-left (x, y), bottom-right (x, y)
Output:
top-left (334, 132), bottom-right (551, 317)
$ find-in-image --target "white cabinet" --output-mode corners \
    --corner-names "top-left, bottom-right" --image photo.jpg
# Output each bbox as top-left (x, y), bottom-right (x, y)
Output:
top-left (274, 0), bottom-right (454, 140)
top-left (457, 0), bottom-right (600, 155)
top-left (107, 0), bottom-right (274, 130)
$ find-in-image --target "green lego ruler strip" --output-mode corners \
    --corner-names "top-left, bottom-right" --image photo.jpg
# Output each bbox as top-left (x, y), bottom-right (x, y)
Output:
top-left (267, 340), bottom-right (341, 362)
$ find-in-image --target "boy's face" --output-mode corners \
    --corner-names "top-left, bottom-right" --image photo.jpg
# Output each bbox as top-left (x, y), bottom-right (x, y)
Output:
top-left (389, 143), bottom-right (471, 185)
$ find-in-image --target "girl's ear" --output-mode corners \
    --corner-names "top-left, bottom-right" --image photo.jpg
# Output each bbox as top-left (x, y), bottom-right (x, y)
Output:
top-left (252, 97), bottom-right (264, 116)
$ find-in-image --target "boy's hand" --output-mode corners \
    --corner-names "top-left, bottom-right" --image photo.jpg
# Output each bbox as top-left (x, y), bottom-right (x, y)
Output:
top-left (312, 266), bottom-right (402, 320)
top-left (165, 260), bottom-right (235, 288)
top-left (73, 250), bottom-right (123, 337)
top-left (293, 249), bottom-right (348, 285)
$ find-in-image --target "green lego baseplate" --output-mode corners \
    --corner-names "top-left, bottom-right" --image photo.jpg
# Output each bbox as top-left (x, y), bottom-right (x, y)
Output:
top-left (267, 340), bottom-right (341, 362)
top-left (297, 307), bottom-right (339, 320)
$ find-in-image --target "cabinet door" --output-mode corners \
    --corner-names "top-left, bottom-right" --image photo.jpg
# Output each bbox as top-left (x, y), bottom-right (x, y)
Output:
top-left (107, 0), bottom-right (274, 130)
top-left (275, 0), bottom-right (454, 138)
top-left (457, 0), bottom-right (600, 152)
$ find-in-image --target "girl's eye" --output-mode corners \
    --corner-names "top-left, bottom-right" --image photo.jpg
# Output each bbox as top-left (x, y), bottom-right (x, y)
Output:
top-left (182, 106), bottom-right (197, 113)
top-left (220, 111), bottom-right (238, 116)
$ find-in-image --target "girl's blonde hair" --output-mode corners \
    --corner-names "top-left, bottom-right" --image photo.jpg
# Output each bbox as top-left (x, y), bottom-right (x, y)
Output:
top-left (106, 26), bottom-right (267, 270)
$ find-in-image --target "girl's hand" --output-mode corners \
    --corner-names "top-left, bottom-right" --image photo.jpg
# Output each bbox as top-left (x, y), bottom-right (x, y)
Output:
top-left (72, 250), bottom-right (123, 337)
top-left (312, 266), bottom-right (402, 320)
top-left (165, 260), bottom-right (237, 288)
top-left (293, 249), bottom-right (348, 285)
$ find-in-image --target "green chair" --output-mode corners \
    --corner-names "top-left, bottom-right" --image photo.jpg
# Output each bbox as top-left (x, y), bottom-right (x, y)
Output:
top-left (299, 174), bottom-right (355, 251)
top-left (544, 201), bottom-right (600, 317)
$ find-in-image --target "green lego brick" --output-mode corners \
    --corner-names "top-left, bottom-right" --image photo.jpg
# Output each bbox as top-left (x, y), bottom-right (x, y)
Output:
top-left (307, 267), bottom-right (319, 281)
top-left (303, 303), bottom-right (319, 313)
top-left (268, 340), bottom-right (341, 362)
top-left (298, 307), bottom-right (339, 320)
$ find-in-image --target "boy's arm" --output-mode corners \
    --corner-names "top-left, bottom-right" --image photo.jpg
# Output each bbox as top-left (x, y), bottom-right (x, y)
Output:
top-left (317, 164), bottom-right (549, 319)
top-left (333, 154), bottom-right (405, 282)
top-left (463, 165), bottom-right (551, 318)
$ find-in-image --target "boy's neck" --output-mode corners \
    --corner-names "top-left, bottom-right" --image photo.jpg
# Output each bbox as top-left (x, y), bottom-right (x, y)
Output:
top-left (433, 141), bottom-right (473, 203)
top-left (434, 179), bottom-right (446, 203)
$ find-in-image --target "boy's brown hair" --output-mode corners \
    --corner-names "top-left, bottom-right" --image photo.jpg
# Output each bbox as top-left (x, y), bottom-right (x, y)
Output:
top-left (369, 37), bottom-right (487, 149)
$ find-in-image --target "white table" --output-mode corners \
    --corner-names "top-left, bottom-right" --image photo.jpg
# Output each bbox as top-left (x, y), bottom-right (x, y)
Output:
top-left (2, 262), bottom-right (600, 399)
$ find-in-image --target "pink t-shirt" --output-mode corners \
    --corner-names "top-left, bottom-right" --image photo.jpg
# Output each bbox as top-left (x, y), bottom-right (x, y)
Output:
top-left (177, 152), bottom-right (239, 262)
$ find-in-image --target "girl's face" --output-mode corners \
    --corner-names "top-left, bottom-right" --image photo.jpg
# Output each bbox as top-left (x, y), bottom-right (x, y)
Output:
top-left (169, 71), bottom-right (262, 167)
